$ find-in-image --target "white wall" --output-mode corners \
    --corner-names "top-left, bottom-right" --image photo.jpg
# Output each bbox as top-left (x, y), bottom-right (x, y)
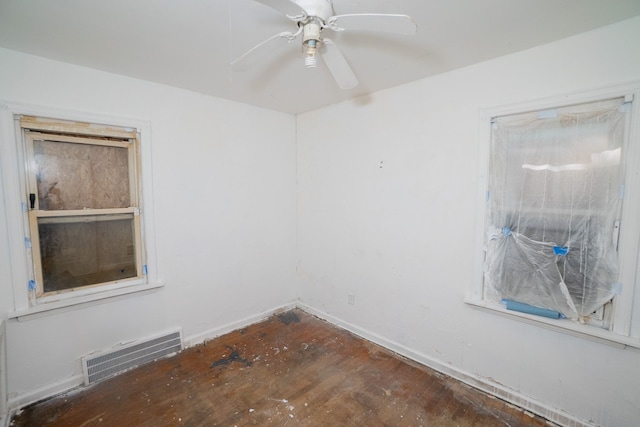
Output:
top-left (0, 160), bottom-right (13, 323)
top-left (297, 17), bottom-right (640, 427)
top-left (0, 47), bottom-right (297, 404)
top-left (0, 162), bottom-right (10, 424)
top-left (0, 319), bottom-right (6, 425)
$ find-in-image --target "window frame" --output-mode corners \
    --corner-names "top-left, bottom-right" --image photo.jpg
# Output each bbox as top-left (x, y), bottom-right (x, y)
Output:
top-left (0, 103), bottom-right (161, 319)
top-left (467, 83), bottom-right (640, 348)
top-left (24, 128), bottom-right (144, 299)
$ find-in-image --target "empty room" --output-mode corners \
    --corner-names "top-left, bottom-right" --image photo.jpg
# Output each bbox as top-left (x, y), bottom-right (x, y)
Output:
top-left (1, 1), bottom-right (640, 426)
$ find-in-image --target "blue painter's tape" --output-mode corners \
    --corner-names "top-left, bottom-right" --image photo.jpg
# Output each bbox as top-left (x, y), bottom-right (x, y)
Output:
top-left (611, 282), bottom-right (623, 295)
top-left (553, 246), bottom-right (569, 256)
top-left (502, 299), bottom-right (563, 319)
top-left (28, 280), bottom-right (36, 291)
top-left (502, 227), bottom-right (512, 237)
top-left (143, 264), bottom-right (148, 275)
top-left (538, 109), bottom-right (558, 119)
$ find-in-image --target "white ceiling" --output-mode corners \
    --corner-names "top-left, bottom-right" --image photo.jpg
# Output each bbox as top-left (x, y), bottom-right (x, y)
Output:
top-left (1, 0), bottom-right (639, 114)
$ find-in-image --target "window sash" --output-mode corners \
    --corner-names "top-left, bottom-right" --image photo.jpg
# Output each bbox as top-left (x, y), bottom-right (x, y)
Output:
top-left (22, 125), bottom-right (144, 299)
top-left (28, 210), bottom-right (143, 297)
top-left (24, 132), bottom-right (138, 212)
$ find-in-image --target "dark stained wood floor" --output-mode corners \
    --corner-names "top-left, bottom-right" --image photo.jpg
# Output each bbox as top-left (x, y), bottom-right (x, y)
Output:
top-left (12, 310), bottom-right (551, 426)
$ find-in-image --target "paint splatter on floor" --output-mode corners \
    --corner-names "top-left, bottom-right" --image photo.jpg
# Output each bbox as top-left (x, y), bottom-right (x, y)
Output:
top-left (210, 346), bottom-right (253, 368)
top-left (278, 311), bottom-right (301, 325)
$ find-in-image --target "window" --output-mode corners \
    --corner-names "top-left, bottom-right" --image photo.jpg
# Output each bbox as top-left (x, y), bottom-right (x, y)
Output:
top-left (21, 116), bottom-right (144, 299)
top-left (0, 105), bottom-right (160, 317)
top-left (470, 86), bottom-right (640, 346)
top-left (486, 98), bottom-right (626, 325)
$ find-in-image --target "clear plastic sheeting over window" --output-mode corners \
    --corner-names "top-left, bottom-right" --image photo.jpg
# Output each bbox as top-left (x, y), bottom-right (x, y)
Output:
top-left (484, 98), bottom-right (629, 322)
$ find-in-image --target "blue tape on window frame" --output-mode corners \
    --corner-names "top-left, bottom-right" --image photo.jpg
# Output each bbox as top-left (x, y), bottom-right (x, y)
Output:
top-left (611, 282), bottom-right (623, 295)
top-left (502, 227), bottom-right (512, 237)
top-left (553, 246), bottom-right (569, 256)
top-left (537, 109), bottom-right (558, 119)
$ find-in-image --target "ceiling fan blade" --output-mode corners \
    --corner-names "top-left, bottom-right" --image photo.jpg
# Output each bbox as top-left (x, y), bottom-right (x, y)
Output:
top-left (320, 38), bottom-right (358, 90)
top-left (231, 32), bottom-right (298, 71)
top-left (252, 0), bottom-right (306, 17)
top-left (327, 14), bottom-right (417, 35)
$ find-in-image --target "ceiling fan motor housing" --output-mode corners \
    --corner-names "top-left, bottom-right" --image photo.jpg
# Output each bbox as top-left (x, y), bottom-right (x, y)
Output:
top-left (294, 0), bottom-right (334, 21)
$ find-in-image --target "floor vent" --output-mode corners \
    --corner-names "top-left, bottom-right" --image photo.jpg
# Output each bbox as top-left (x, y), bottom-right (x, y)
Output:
top-left (82, 330), bottom-right (182, 385)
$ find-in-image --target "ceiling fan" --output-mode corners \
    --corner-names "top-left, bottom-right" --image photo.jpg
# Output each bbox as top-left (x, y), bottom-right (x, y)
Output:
top-left (231, 0), bottom-right (417, 90)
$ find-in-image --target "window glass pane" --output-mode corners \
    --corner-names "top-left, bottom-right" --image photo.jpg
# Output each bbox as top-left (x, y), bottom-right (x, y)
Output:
top-left (34, 139), bottom-right (130, 210)
top-left (38, 214), bottom-right (137, 293)
top-left (485, 98), bottom-right (626, 321)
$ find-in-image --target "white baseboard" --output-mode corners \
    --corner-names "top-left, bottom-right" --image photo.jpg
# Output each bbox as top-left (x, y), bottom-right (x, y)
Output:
top-left (182, 301), bottom-right (298, 348)
top-left (297, 303), bottom-right (593, 427)
top-left (7, 374), bottom-right (84, 416)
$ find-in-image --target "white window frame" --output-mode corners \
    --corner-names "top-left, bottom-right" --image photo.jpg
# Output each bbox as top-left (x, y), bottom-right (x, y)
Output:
top-left (467, 82), bottom-right (640, 349)
top-left (0, 102), bottom-right (161, 320)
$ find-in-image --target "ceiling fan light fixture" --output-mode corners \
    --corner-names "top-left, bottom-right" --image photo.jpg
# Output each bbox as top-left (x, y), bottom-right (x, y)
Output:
top-left (305, 39), bottom-right (318, 68)
top-left (302, 21), bottom-right (321, 68)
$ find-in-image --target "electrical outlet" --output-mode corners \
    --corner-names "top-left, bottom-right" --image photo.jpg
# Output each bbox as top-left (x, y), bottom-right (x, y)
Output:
top-left (348, 293), bottom-right (355, 305)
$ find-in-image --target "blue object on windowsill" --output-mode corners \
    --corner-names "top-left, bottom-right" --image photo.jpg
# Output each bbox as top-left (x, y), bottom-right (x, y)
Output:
top-left (501, 299), bottom-right (565, 319)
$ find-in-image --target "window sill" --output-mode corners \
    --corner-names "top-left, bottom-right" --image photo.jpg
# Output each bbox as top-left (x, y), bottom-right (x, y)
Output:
top-left (465, 298), bottom-right (640, 349)
top-left (8, 282), bottom-right (164, 321)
